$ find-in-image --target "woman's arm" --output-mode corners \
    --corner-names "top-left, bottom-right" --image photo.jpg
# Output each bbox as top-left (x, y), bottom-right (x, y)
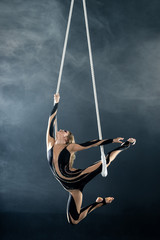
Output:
top-left (46, 93), bottom-right (60, 148)
top-left (70, 137), bottom-right (124, 153)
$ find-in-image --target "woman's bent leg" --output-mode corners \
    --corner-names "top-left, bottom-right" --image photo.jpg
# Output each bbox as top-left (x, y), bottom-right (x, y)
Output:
top-left (67, 190), bottom-right (112, 225)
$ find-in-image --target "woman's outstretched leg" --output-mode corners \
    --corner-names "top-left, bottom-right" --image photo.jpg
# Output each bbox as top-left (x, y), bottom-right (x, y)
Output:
top-left (67, 190), bottom-right (114, 225)
top-left (81, 138), bottom-right (136, 177)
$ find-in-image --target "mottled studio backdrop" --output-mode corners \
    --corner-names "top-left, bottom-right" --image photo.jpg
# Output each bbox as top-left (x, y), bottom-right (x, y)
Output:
top-left (0, 0), bottom-right (160, 239)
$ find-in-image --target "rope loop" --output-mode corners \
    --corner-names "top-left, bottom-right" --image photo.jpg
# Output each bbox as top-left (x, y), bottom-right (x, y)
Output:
top-left (55, 0), bottom-right (108, 177)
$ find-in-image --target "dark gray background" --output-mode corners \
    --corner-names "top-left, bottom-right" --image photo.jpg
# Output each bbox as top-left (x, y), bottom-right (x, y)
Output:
top-left (0, 0), bottom-right (160, 239)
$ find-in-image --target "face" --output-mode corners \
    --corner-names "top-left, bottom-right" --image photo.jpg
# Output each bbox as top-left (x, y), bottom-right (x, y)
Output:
top-left (56, 129), bottom-right (70, 142)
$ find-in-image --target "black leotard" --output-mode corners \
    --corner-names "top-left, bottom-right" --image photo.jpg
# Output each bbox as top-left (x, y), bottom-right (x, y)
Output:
top-left (47, 103), bottom-right (113, 192)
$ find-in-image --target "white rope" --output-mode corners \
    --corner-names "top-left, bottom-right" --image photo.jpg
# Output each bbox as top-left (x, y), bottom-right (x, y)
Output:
top-left (55, 0), bottom-right (75, 136)
top-left (82, 0), bottom-right (107, 177)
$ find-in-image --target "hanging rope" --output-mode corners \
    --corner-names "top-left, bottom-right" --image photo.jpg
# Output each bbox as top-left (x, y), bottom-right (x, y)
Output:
top-left (55, 0), bottom-right (107, 177)
top-left (55, 0), bottom-right (75, 135)
top-left (82, 0), bottom-right (107, 177)
top-left (56, 0), bottom-right (75, 94)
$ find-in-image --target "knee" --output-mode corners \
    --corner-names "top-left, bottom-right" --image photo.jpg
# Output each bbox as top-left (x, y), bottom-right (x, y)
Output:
top-left (67, 215), bottom-right (79, 225)
top-left (69, 220), bottom-right (79, 225)
top-left (67, 209), bottom-right (80, 225)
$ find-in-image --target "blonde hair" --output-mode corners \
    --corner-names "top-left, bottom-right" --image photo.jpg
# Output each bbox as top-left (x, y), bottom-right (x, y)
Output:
top-left (67, 131), bottom-right (76, 168)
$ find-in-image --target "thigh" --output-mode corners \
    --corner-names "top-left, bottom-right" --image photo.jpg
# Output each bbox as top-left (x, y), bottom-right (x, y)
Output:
top-left (65, 161), bottom-right (102, 193)
top-left (82, 160), bottom-right (102, 174)
top-left (69, 190), bottom-right (83, 213)
top-left (77, 161), bottom-right (102, 191)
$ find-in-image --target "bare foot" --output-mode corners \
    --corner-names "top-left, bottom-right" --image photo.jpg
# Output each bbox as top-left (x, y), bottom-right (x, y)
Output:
top-left (96, 197), bottom-right (114, 204)
top-left (127, 138), bottom-right (136, 145)
top-left (105, 197), bottom-right (114, 204)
